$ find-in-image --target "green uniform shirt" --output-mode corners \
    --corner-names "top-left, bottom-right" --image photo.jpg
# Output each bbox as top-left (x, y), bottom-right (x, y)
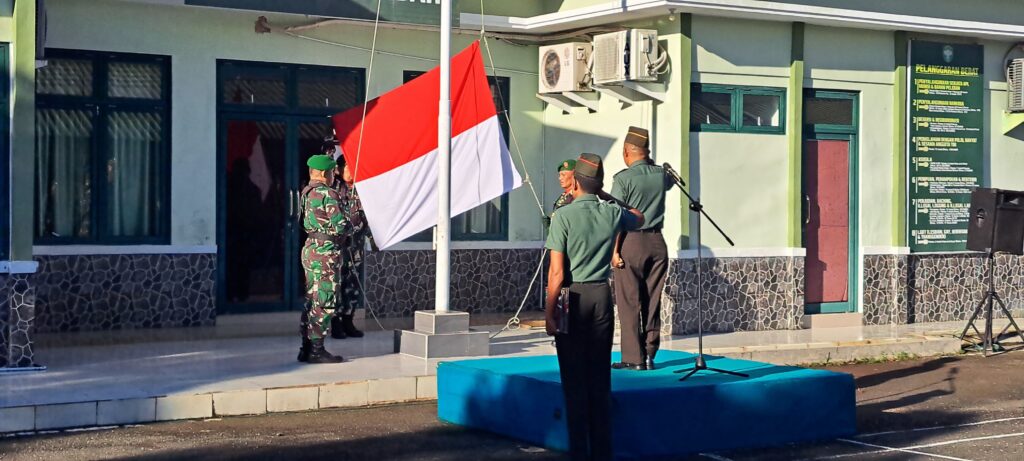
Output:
top-left (545, 194), bottom-right (641, 283)
top-left (611, 159), bottom-right (672, 230)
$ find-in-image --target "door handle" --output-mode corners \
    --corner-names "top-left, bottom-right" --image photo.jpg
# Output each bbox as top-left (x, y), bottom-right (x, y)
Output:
top-left (287, 190), bottom-right (295, 219)
top-left (803, 194), bottom-right (811, 225)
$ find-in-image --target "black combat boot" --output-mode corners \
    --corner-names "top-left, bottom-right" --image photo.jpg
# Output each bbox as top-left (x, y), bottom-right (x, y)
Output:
top-left (341, 314), bottom-right (364, 338)
top-left (306, 338), bottom-right (344, 364)
top-left (297, 337), bottom-right (311, 362)
top-left (330, 316), bottom-right (347, 339)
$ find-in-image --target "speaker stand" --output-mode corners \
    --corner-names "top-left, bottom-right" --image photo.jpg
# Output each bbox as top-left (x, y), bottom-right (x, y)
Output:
top-left (959, 251), bottom-right (1024, 356)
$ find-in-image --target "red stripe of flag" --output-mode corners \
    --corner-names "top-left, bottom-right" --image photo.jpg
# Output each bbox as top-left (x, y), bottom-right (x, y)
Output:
top-left (332, 41), bottom-right (496, 182)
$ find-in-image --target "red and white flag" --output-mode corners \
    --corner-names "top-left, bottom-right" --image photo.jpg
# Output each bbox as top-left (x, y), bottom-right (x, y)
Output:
top-left (332, 41), bottom-right (522, 249)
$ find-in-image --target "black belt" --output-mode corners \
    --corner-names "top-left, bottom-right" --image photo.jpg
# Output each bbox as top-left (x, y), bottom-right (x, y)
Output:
top-left (306, 232), bottom-right (343, 244)
top-left (630, 227), bottom-right (662, 233)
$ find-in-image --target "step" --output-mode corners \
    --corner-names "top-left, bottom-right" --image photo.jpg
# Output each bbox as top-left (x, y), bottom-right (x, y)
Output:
top-left (801, 313), bottom-right (863, 329)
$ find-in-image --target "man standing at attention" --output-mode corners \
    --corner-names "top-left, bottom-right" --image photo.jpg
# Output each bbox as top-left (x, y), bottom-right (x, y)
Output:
top-left (553, 158), bottom-right (577, 212)
top-left (611, 126), bottom-right (673, 371)
top-left (330, 158), bottom-right (376, 339)
top-left (297, 154), bottom-right (347, 364)
top-left (545, 153), bottom-right (644, 461)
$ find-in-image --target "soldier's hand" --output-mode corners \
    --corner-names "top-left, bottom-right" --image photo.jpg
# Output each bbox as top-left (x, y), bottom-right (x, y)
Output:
top-left (545, 314), bottom-right (557, 337)
top-left (611, 253), bottom-right (625, 269)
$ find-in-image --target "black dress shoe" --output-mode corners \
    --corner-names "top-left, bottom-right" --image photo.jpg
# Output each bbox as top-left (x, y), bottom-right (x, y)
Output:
top-left (611, 362), bottom-right (646, 370)
top-left (645, 357), bottom-right (656, 370)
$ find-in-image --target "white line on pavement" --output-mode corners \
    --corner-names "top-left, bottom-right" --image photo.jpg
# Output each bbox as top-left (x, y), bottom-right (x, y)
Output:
top-left (901, 432), bottom-right (1024, 451)
top-left (857, 417), bottom-right (1024, 438)
top-left (700, 453), bottom-right (735, 461)
top-left (835, 438), bottom-right (972, 461)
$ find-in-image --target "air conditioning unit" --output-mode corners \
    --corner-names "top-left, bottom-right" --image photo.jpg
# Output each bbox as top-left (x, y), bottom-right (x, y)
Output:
top-left (538, 42), bottom-right (592, 93)
top-left (1010, 58), bottom-right (1024, 112)
top-left (592, 29), bottom-right (659, 85)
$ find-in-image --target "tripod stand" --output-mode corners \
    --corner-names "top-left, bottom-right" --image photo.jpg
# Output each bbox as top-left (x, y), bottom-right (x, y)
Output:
top-left (669, 180), bottom-right (747, 381)
top-left (959, 251), bottom-right (1024, 356)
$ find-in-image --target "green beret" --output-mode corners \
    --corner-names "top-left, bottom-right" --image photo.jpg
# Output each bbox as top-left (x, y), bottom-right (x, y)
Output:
top-left (307, 154), bottom-right (337, 171)
top-left (557, 159), bottom-right (577, 172)
top-left (574, 153), bottom-right (604, 182)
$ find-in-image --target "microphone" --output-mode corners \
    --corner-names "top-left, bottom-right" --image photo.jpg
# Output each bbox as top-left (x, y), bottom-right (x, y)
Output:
top-left (663, 162), bottom-right (686, 187)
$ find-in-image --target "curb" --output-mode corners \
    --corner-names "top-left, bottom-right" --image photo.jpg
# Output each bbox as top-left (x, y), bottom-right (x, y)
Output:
top-left (1, 375), bottom-right (437, 435)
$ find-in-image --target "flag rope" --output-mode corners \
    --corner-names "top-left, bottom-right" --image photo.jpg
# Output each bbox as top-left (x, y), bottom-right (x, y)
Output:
top-left (352, 0), bottom-right (383, 185)
top-left (480, 0), bottom-right (550, 338)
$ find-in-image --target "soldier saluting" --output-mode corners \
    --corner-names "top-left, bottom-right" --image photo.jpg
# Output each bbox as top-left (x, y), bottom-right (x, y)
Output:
top-left (545, 153), bottom-right (645, 461)
top-left (297, 154), bottom-right (347, 364)
top-left (610, 126), bottom-right (673, 371)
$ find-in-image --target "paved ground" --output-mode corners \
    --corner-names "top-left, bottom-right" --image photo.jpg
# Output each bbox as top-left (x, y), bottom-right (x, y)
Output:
top-left (2, 351), bottom-right (1023, 461)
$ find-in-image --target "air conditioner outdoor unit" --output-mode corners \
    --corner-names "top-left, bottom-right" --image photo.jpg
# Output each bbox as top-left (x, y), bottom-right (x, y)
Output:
top-left (1010, 58), bottom-right (1024, 112)
top-left (592, 29), bottom-right (659, 85)
top-left (538, 42), bottom-right (592, 93)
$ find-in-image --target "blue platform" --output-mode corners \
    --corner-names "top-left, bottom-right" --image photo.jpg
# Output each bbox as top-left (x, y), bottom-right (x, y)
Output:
top-left (438, 350), bottom-right (856, 459)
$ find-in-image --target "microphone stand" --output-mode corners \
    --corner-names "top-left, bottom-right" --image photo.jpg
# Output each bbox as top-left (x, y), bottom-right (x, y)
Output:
top-left (666, 172), bottom-right (747, 381)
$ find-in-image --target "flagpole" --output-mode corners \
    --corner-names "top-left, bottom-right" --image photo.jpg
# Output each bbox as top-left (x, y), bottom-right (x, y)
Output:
top-left (435, 0), bottom-right (451, 314)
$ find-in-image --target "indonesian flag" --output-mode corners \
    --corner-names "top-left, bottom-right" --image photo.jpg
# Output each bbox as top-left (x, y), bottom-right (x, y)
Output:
top-left (332, 41), bottom-right (522, 249)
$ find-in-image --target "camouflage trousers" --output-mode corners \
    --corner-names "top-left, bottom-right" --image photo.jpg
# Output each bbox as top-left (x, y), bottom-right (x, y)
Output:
top-left (301, 243), bottom-right (342, 341)
top-left (337, 245), bottom-right (365, 316)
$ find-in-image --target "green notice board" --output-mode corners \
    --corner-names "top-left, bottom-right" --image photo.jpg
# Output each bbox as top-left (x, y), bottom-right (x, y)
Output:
top-left (908, 41), bottom-right (984, 252)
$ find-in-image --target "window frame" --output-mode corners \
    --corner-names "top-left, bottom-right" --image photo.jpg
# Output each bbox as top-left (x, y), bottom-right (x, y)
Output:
top-left (690, 83), bottom-right (786, 134)
top-left (34, 49), bottom-right (172, 245)
top-left (402, 70), bottom-right (511, 242)
top-left (1, 43), bottom-right (9, 259)
top-left (218, 60), bottom-right (366, 116)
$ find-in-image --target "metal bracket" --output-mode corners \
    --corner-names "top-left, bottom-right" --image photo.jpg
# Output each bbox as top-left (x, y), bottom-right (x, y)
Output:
top-left (593, 81), bottom-right (667, 107)
top-left (536, 92), bottom-right (598, 114)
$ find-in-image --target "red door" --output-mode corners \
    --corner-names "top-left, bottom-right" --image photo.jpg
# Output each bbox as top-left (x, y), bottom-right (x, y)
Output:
top-left (805, 140), bottom-right (850, 308)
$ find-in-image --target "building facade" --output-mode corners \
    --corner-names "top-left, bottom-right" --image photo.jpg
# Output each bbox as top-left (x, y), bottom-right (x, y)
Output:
top-left (3, 0), bottom-right (1024, 367)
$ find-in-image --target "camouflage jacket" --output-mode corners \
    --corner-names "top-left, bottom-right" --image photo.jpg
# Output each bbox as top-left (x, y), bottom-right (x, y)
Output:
top-left (302, 181), bottom-right (347, 251)
top-left (552, 191), bottom-right (574, 214)
top-left (339, 182), bottom-right (375, 249)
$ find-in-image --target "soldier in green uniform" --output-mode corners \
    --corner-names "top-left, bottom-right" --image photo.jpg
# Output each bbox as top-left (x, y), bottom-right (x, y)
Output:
top-left (610, 126), bottom-right (673, 371)
top-left (545, 153), bottom-right (645, 461)
top-left (297, 154), bottom-right (347, 364)
top-left (330, 159), bottom-right (376, 339)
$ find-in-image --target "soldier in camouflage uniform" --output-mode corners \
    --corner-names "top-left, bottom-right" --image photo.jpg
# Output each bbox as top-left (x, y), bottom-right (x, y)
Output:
top-left (297, 154), bottom-right (347, 364)
top-left (330, 160), bottom-right (377, 339)
top-left (553, 159), bottom-right (577, 213)
top-left (545, 159), bottom-right (578, 231)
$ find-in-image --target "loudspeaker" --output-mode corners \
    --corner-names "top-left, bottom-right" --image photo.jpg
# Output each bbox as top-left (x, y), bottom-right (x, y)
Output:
top-left (967, 188), bottom-right (1024, 255)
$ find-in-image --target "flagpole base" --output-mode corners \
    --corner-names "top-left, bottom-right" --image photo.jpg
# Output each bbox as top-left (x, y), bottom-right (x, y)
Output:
top-left (395, 311), bottom-right (490, 359)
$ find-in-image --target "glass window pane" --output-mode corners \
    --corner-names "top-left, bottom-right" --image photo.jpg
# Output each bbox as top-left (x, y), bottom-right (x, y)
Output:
top-left (109, 62), bottom-right (163, 99)
top-left (105, 112), bottom-right (164, 237)
top-left (805, 96), bottom-right (854, 126)
top-left (691, 89), bottom-right (731, 127)
top-left (297, 71), bottom-right (361, 109)
top-left (222, 66), bottom-right (287, 106)
top-left (454, 198), bottom-right (503, 237)
top-left (36, 109), bottom-right (94, 239)
top-left (37, 59), bottom-right (94, 96)
top-left (742, 93), bottom-right (782, 128)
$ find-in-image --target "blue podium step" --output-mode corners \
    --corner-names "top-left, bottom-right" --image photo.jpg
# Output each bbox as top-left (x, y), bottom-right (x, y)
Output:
top-left (438, 350), bottom-right (856, 459)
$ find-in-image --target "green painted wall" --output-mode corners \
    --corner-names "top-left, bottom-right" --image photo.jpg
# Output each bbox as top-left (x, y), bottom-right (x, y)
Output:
top-left (539, 16), bottom-right (686, 251)
top-left (46, 0), bottom-right (546, 245)
top-left (803, 25), bottom-right (895, 248)
top-left (773, 0), bottom-right (1024, 26)
top-left (690, 16), bottom-right (791, 249)
top-left (982, 39), bottom-right (1024, 192)
top-left (10, 0), bottom-right (35, 260)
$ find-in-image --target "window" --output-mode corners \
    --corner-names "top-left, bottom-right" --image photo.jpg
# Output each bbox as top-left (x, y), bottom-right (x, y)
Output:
top-left (34, 50), bottom-right (171, 244)
top-left (1, 43), bottom-right (9, 259)
top-left (690, 84), bottom-right (785, 134)
top-left (219, 62), bottom-right (363, 113)
top-left (403, 70), bottom-right (511, 241)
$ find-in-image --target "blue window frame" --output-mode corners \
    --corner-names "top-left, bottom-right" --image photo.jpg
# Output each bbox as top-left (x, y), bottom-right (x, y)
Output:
top-left (402, 70), bottom-right (511, 242)
top-left (690, 83), bottom-right (786, 134)
top-left (1, 43), bottom-right (9, 259)
top-left (34, 49), bottom-right (172, 244)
